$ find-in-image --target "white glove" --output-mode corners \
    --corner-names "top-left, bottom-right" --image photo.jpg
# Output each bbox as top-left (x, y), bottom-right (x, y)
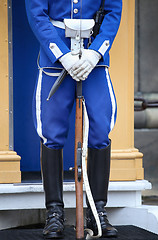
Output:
top-left (71, 49), bottom-right (101, 80)
top-left (59, 52), bottom-right (80, 81)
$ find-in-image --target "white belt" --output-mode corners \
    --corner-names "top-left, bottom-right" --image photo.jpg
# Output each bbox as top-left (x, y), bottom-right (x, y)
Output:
top-left (51, 19), bottom-right (95, 55)
top-left (50, 19), bottom-right (65, 29)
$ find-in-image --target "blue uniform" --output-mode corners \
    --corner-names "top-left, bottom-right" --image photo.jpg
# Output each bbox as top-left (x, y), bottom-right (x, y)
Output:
top-left (25, 0), bottom-right (122, 149)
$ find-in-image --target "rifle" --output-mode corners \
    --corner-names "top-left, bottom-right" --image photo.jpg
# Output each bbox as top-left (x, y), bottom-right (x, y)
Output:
top-left (75, 81), bottom-right (84, 239)
top-left (47, 74), bottom-right (84, 240)
top-left (93, 0), bottom-right (106, 38)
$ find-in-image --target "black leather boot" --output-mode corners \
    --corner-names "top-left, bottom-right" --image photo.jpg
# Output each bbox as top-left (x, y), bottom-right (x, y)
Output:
top-left (86, 142), bottom-right (118, 238)
top-left (41, 144), bottom-right (64, 239)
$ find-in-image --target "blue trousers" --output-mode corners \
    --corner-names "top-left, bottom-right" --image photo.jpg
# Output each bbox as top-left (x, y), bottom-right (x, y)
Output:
top-left (32, 67), bottom-right (117, 149)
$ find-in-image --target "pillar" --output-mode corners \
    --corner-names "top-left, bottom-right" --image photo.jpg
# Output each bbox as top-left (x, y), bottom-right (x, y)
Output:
top-left (0, 0), bottom-right (21, 183)
top-left (110, 0), bottom-right (144, 181)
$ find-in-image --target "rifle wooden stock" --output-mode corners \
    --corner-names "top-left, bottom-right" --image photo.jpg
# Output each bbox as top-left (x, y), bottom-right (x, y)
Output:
top-left (75, 96), bottom-right (84, 240)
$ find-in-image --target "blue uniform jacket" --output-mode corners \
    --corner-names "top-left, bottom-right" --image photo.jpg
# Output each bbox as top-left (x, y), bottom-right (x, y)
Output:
top-left (25, 0), bottom-right (122, 69)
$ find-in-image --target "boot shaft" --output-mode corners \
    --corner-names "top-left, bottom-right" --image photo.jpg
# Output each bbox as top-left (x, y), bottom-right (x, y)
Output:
top-left (41, 144), bottom-right (64, 208)
top-left (87, 142), bottom-right (111, 204)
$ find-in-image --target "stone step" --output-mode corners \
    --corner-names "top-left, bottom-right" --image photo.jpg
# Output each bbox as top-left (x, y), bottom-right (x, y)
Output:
top-left (0, 180), bottom-right (151, 210)
top-left (0, 180), bottom-right (158, 235)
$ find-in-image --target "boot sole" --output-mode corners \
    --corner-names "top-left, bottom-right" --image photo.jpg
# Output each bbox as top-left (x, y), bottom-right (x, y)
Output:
top-left (43, 232), bottom-right (64, 239)
top-left (102, 231), bottom-right (118, 238)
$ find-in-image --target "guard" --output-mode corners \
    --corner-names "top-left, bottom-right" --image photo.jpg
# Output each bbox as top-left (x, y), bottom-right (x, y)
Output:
top-left (25, 0), bottom-right (122, 238)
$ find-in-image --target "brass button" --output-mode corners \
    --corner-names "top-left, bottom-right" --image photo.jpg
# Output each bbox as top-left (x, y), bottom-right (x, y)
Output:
top-left (74, 8), bottom-right (78, 14)
top-left (74, 0), bottom-right (78, 3)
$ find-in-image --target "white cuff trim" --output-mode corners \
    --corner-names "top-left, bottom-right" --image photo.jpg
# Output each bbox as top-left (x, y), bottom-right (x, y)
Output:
top-left (98, 40), bottom-right (110, 56)
top-left (49, 43), bottom-right (63, 59)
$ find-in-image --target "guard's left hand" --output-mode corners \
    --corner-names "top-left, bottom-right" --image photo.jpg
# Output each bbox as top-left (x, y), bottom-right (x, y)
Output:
top-left (70, 49), bottom-right (101, 81)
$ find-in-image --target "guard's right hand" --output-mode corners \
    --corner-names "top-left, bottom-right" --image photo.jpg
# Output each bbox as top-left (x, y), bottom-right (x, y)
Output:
top-left (59, 52), bottom-right (80, 81)
top-left (71, 49), bottom-right (101, 81)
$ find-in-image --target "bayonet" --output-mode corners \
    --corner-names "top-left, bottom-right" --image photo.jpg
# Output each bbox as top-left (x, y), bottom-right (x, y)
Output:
top-left (47, 69), bottom-right (67, 101)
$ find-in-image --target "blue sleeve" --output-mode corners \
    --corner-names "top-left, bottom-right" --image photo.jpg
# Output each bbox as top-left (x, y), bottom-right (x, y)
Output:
top-left (25, 0), bottom-right (70, 64)
top-left (89, 0), bottom-right (122, 62)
